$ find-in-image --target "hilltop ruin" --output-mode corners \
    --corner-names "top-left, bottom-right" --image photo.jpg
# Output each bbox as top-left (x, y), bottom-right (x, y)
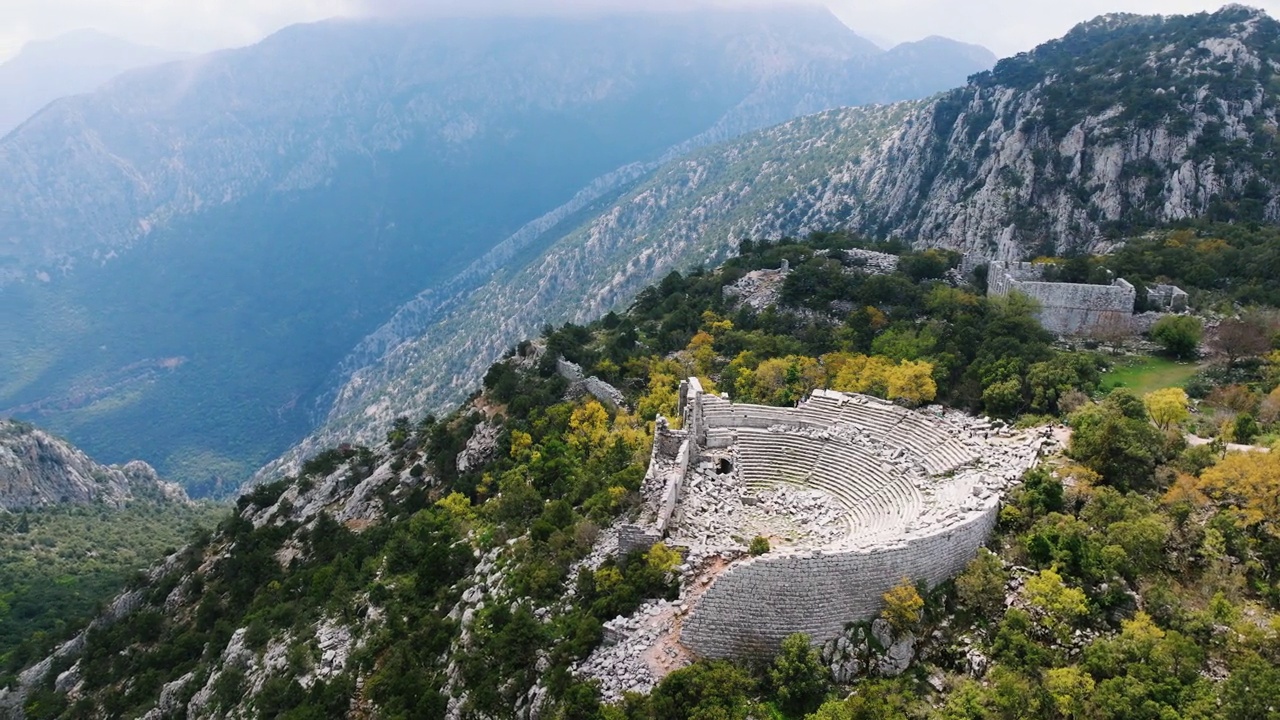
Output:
top-left (576, 379), bottom-right (1044, 695)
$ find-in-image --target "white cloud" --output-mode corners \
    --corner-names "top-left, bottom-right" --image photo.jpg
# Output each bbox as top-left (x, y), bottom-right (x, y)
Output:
top-left (0, 0), bottom-right (1276, 62)
top-left (828, 0), bottom-right (1280, 57)
top-left (0, 0), bottom-right (353, 59)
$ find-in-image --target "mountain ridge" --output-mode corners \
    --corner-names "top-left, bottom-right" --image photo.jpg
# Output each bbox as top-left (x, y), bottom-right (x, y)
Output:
top-left (265, 5), bottom-right (1280, 479)
top-left (0, 29), bottom-right (186, 138)
top-left (0, 418), bottom-right (188, 510)
top-left (0, 7), bottom-right (993, 493)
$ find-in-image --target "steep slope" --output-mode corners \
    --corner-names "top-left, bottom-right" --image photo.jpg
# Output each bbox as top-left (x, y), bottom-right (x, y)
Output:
top-left (0, 30), bottom-right (186, 137)
top-left (6, 236), bottom-right (1280, 719)
top-left (4, 7), bottom-right (971, 493)
top-left (268, 6), bottom-right (1280, 476)
top-left (0, 419), bottom-right (187, 509)
top-left (837, 6), bottom-right (1280, 257)
top-left (271, 104), bottom-right (917, 472)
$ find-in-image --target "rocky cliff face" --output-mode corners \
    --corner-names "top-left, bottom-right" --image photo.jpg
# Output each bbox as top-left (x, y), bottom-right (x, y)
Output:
top-left (0, 419), bottom-right (187, 509)
top-left (830, 6), bottom-right (1280, 258)
top-left (265, 6), bottom-right (1280, 478)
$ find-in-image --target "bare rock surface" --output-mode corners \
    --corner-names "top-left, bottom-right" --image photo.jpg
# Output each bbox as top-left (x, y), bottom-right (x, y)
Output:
top-left (0, 419), bottom-right (188, 510)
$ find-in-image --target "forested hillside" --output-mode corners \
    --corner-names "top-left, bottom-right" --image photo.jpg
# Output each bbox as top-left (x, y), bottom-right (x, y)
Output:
top-left (0, 420), bottom-right (223, 686)
top-left (7, 233), bottom-right (1280, 719)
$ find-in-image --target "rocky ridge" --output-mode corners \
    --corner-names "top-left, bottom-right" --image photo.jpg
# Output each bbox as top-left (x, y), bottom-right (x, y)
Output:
top-left (0, 419), bottom-right (187, 510)
top-left (1, 7), bottom-right (996, 492)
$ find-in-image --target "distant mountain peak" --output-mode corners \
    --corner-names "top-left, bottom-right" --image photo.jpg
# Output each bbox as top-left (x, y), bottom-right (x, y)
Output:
top-left (0, 29), bottom-right (186, 137)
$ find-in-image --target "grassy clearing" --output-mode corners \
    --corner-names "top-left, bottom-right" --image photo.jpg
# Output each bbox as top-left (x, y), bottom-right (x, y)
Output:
top-left (1100, 355), bottom-right (1203, 395)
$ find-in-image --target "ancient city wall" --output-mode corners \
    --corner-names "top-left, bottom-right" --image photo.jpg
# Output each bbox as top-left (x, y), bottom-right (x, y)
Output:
top-left (988, 261), bottom-right (1135, 335)
top-left (680, 504), bottom-right (998, 657)
top-left (556, 358), bottom-right (627, 408)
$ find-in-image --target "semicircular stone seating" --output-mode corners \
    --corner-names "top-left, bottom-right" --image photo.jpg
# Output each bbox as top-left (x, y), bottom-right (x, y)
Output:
top-left (735, 425), bottom-right (925, 546)
top-left (714, 388), bottom-right (986, 546)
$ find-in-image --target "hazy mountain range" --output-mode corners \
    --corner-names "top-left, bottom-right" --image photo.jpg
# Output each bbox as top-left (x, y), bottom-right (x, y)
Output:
top-left (5, 7), bottom-right (1280, 719)
top-left (0, 7), bottom-right (995, 494)
top-left (0, 29), bottom-right (186, 137)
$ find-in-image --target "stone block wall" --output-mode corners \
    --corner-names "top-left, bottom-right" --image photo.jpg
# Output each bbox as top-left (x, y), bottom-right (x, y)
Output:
top-left (557, 357), bottom-right (626, 409)
top-left (618, 524), bottom-right (664, 555)
top-left (680, 377), bottom-right (707, 445)
top-left (680, 505), bottom-right (998, 658)
top-left (1147, 284), bottom-right (1189, 312)
top-left (988, 261), bottom-right (1136, 335)
top-left (844, 248), bottom-right (899, 275)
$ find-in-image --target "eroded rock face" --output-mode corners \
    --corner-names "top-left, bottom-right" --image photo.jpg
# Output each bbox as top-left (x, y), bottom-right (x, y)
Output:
top-left (0, 419), bottom-right (188, 510)
top-left (457, 421), bottom-right (502, 474)
top-left (768, 8), bottom-right (1280, 259)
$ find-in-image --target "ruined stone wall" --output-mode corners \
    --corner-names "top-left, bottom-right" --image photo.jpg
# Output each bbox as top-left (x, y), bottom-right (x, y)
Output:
top-left (988, 262), bottom-right (1136, 335)
top-left (844, 248), bottom-right (899, 275)
top-left (1148, 284), bottom-right (1189, 312)
top-left (618, 525), bottom-right (664, 555)
top-left (557, 358), bottom-right (626, 408)
top-left (680, 377), bottom-right (707, 445)
top-left (621, 420), bottom-right (694, 552)
top-left (656, 439), bottom-right (692, 535)
top-left (680, 504), bottom-right (998, 658)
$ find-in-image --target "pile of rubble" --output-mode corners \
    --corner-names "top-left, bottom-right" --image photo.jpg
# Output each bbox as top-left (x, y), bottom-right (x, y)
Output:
top-left (573, 598), bottom-right (684, 701)
top-left (843, 248), bottom-right (899, 275)
top-left (670, 454), bottom-right (851, 554)
top-left (723, 268), bottom-right (786, 310)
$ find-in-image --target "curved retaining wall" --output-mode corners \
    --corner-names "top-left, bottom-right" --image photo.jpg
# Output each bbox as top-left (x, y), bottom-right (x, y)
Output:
top-left (680, 503), bottom-right (998, 658)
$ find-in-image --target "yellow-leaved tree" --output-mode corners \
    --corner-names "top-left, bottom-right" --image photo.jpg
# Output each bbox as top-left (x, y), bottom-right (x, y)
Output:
top-left (686, 330), bottom-right (717, 377)
top-left (880, 578), bottom-right (924, 636)
top-left (637, 358), bottom-right (683, 423)
top-left (567, 400), bottom-right (610, 456)
top-left (831, 354), bottom-right (895, 396)
top-left (1199, 450), bottom-right (1280, 537)
top-left (1022, 568), bottom-right (1088, 643)
top-left (886, 360), bottom-right (937, 406)
top-left (752, 355), bottom-right (821, 405)
top-left (1143, 387), bottom-right (1190, 431)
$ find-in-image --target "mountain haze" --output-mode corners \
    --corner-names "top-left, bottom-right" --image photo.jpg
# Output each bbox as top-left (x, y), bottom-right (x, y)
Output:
top-left (271, 5), bottom-right (1280, 476)
top-left (0, 7), bottom-right (993, 494)
top-left (0, 30), bottom-right (186, 137)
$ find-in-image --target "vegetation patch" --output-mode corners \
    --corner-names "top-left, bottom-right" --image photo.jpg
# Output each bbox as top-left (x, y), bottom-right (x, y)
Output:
top-left (1100, 355), bottom-right (1203, 395)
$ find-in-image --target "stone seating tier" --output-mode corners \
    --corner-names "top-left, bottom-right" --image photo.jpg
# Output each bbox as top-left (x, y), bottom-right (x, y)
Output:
top-left (735, 429), bottom-right (932, 543)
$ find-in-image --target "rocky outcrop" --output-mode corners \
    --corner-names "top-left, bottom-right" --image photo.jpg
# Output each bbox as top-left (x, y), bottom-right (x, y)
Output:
top-left (761, 6), bottom-right (1280, 257)
top-left (0, 419), bottom-right (187, 510)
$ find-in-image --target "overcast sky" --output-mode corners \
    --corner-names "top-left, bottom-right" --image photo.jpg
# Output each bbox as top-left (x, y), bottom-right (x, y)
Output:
top-left (1, 0), bottom-right (1277, 64)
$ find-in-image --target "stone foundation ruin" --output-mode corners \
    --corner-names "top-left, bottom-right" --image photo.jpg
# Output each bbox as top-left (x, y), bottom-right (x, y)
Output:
top-left (612, 378), bottom-right (1043, 662)
top-left (987, 261), bottom-right (1136, 335)
top-left (986, 261), bottom-right (1188, 336)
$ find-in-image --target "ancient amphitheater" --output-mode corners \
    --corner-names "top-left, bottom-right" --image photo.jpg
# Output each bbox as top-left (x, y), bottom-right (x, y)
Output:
top-left (614, 378), bottom-right (1044, 661)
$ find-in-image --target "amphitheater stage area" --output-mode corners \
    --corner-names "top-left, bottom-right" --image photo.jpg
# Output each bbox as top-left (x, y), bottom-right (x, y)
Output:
top-left (625, 379), bottom-right (1045, 660)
